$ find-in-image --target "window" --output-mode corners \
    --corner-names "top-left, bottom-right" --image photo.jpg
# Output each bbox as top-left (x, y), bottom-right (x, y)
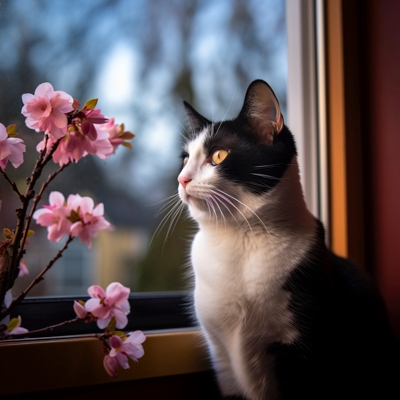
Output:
top-left (0, 0), bottom-right (330, 341)
top-left (0, 0), bottom-right (289, 301)
top-left (0, 3), bottom-right (336, 396)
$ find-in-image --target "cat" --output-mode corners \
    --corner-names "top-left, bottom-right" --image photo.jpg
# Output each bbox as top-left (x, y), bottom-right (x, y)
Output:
top-left (177, 79), bottom-right (399, 399)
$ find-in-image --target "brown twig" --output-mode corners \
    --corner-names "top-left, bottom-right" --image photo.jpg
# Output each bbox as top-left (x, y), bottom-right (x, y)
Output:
top-left (0, 235), bottom-right (74, 320)
top-left (0, 169), bottom-right (23, 201)
top-left (3, 316), bottom-right (82, 340)
top-left (5, 140), bottom-right (50, 301)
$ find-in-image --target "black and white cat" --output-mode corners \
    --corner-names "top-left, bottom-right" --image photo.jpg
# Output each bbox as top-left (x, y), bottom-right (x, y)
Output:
top-left (177, 80), bottom-right (397, 399)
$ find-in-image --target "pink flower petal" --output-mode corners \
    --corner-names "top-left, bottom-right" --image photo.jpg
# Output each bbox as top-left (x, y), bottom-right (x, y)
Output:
top-left (50, 108), bottom-right (69, 129)
top-left (49, 191), bottom-right (66, 206)
top-left (126, 330), bottom-right (146, 345)
top-left (97, 316), bottom-right (111, 330)
top-left (113, 308), bottom-right (128, 329)
top-left (87, 284), bottom-right (106, 299)
top-left (51, 91), bottom-right (74, 112)
top-left (106, 282), bottom-right (130, 305)
top-left (73, 301), bottom-right (87, 319)
top-left (103, 355), bottom-right (118, 377)
top-left (115, 352), bottom-right (130, 369)
top-left (0, 123), bottom-right (7, 136)
top-left (84, 298), bottom-right (110, 320)
top-left (35, 82), bottom-right (54, 96)
top-left (79, 197), bottom-right (95, 214)
top-left (110, 335), bottom-right (123, 349)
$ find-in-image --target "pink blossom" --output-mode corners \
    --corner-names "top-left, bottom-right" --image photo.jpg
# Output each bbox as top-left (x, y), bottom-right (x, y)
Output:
top-left (103, 331), bottom-right (146, 377)
top-left (33, 192), bottom-right (112, 247)
top-left (85, 282), bottom-right (130, 329)
top-left (97, 118), bottom-right (134, 153)
top-left (52, 130), bottom-right (93, 165)
top-left (21, 82), bottom-right (74, 139)
top-left (33, 191), bottom-right (72, 242)
top-left (73, 300), bottom-right (88, 319)
top-left (103, 354), bottom-right (119, 377)
top-left (109, 331), bottom-right (146, 362)
top-left (37, 117), bottom-right (113, 166)
top-left (77, 109), bottom-right (108, 141)
top-left (91, 128), bottom-right (114, 160)
top-left (68, 194), bottom-right (112, 248)
top-left (36, 132), bottom-right (85, 166)
top-left (0, 123), bottom-right (26, 170)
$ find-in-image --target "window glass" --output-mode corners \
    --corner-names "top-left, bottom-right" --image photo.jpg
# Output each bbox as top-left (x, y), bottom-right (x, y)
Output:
top-left (0, 0), bottom-right (287, 296)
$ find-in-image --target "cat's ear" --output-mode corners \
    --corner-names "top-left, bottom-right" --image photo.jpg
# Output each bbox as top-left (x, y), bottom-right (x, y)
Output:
top-left (183, 101), bottom-right (211, 135)
top-left (238, 80), bottom-right (284, 144)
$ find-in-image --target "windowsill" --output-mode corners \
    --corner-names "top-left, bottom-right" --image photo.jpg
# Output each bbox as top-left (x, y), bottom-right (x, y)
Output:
top-left (0, 328), bottom-right (210, 396)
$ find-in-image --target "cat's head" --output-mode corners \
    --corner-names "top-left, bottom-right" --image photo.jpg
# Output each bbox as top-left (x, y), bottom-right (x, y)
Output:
top-left (178, 79), bottom-right (297, 226)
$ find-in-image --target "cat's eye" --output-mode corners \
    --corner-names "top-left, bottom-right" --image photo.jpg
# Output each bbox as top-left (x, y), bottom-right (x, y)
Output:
top-left (211, 149), bottom-right (229, 165)
top-left (183, 156), bottom-right (189, 166)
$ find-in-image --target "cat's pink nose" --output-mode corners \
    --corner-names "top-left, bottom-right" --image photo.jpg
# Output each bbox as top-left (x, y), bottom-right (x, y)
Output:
top-left (178, 174), bottom-right (191, 189)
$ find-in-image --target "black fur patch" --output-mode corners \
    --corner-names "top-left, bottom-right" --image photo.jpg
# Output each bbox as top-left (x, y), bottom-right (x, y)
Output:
top-left (269, 221), bottom-right (398, 399)
top-left (202, 121), bottom-right (297, 195)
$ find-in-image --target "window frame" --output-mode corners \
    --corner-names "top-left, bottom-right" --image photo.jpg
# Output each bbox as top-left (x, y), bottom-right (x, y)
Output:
top-left (11, 291), bottom-right (196, 337)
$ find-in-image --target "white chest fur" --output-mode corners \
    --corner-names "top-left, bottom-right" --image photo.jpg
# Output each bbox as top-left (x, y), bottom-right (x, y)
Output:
top-left (191, 218), bottom-right (316, 398)
top-left (192, 222), bottom-right (314, 344)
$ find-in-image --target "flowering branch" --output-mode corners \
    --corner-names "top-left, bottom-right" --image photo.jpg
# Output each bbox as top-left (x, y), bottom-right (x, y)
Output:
top-left (0, 82), bottom-right (143, 377)
top-left (1, 136), bottom-right (61, 305)
top-left (17, 161), bottom-right (70, 264)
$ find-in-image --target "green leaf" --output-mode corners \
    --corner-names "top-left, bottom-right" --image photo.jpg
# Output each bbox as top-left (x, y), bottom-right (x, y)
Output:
top-left (3, 228), bottom-right (13, 240)
top-left (84, 98), bottom-right (98, 110)
top-left (107, 316), bottom-right (116, 333)
top-left (121, 131), bottom-right (135, 140)
top-left (7, 317), bottom-right (19, 332)
top-left (6, 124), bottom-right (17, 137)
top-left (27, 230), bottom-right (35, 238)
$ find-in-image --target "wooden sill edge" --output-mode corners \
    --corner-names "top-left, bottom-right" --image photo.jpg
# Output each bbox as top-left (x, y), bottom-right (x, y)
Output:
top-left (0, 328), bottom-right (211, 396)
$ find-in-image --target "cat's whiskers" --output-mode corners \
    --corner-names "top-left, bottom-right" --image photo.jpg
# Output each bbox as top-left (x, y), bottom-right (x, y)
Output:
top-left (211, 191), bottom-right (241, 229)
top-left (154, 193), bottom-right (183, 217)
top-left (164, 203), bottom-right (186, 250)
top-left (213, 188), bottom-right (270, 234)
top-left (249, 173), bottom-right (280, 179)
top-left (208, 195), bottom-right (228, 229)
top-left (192, 185), bottom-right (227, 229)
top-left (149, 193), bottom-right (186, 251)
top-left (205, 196), bottom-right (220, 227)
top-left (253, 163), bottom-right (290, 169)
top-left (209, 188), bottom-right (259, 236)
top-left (247, 181), bottom-right (274, 190)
